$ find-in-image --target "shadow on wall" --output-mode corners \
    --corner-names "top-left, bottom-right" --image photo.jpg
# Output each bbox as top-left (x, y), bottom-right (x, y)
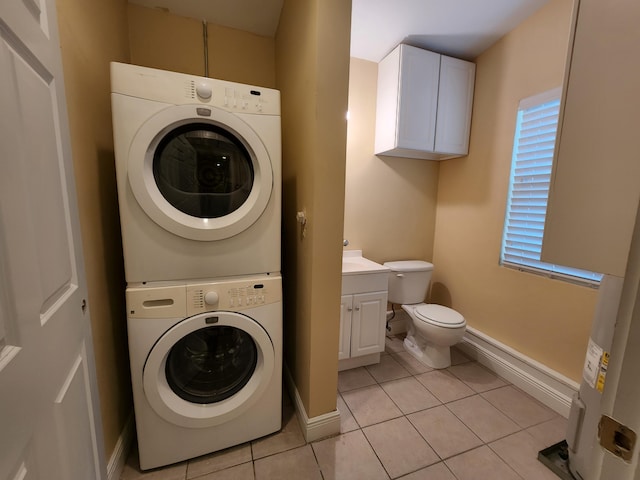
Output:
top-left (97, 147), bottom-right (131, 393)
top-left (281, 175), bottom-right (299, 367)
top-left (430, 282), bottom-right (452, 308)
top-left (377, 155), bottom-right (440, 195)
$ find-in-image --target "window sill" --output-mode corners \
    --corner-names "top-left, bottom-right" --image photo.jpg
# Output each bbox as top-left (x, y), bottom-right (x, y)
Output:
top-left (501, 261), bottom-right (601, 289)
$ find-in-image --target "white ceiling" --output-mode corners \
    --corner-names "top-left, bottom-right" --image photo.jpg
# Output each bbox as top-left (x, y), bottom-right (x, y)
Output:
top-left (129, 0), bottom-right (550, 62)
top-left (351, 0), bottom-right (550, 62)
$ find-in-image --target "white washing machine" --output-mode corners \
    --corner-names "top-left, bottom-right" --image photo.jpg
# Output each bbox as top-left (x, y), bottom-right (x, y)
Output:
top-left (110, 62), bottom-right (281, 284)
top-left (126, 274), bottom-right (282, 470)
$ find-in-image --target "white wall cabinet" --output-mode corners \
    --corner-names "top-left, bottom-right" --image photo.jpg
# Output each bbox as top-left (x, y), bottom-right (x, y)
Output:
top-left (541, 0), bottom-right (640, 277)
top-left (375, 44), bottom-right (475, 161)
top-left (338, 292), bottom-right (387, 362)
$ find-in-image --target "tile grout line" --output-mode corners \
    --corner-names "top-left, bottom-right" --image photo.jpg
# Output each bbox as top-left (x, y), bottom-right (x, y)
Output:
top-left (337, 339), bottom-right (536, 479)
top-left (358, 425), bottom-right (393, 479)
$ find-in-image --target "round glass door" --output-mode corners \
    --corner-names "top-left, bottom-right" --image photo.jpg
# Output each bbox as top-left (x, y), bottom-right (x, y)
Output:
top-left (153, 124), bottom-right (254, 219)
top-left (165, 325), bottom-right (257, 404)
top-left (127, 105), bottom-right (274, 241)
top-left (143, 310), bottom-right (275, 428)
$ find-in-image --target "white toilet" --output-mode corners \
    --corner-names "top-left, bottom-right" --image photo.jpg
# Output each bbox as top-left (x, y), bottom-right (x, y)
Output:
top-left (384, 260), bottom-right (466, 369)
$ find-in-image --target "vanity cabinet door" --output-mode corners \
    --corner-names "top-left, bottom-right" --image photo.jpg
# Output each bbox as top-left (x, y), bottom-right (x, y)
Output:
top-left (338, 295), bottom-right (353, 360)
top-left (350, 292), bottom-right (388, 358)
top-left (542, 0), bottom-right (640, 276)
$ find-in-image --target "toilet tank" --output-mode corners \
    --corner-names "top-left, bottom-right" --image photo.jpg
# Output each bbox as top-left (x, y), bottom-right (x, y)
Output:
top-left (383, 260), bottom-right (434, 304)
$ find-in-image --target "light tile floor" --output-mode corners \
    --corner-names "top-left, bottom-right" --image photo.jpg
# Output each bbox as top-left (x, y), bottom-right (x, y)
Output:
top-left (121, 335), bottom-right (567, 480)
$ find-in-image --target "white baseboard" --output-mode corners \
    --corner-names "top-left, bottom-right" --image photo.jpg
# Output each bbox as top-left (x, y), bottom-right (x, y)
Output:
top-left (107, 412), bottom-right (134, 480)
top-left (338, 352), bottom-right (380, 371)
top-left (459, 327), bottom-right (579, 418)
top-left (283, 363), bottom-right (341, 443)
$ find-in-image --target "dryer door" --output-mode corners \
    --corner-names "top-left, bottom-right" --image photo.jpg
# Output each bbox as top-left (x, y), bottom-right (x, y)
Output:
top-left (128, 105), bottom-right (274, 241)
top-left (143, 311), bottom-right (275, 428)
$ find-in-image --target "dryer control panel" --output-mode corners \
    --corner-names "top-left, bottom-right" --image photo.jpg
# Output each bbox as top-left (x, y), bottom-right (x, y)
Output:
top-left (111, 62), bottom-right (280, 116)
top-left (126, 275), bottom-right (282, 319)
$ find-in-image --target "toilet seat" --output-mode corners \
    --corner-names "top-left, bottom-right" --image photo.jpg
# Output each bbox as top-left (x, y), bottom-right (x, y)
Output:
top-left (414, 304), bottom-right (465, 329)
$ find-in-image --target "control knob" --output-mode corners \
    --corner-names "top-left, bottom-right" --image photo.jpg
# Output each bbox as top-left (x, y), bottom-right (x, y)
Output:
top-left (204, 291), bottom-right (219, 305)
top-left (196, 82), bottom-right (212, 100)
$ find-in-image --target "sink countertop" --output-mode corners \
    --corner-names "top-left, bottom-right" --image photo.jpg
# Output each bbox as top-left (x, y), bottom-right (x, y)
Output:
top-left (342, 250), bottom-right (390, 275)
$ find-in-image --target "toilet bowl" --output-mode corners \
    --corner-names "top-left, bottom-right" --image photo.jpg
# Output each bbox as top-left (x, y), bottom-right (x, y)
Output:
top-left (384, 261), bottom-right (467, 369)
top-left (402, 303), bottom-right (466, 369)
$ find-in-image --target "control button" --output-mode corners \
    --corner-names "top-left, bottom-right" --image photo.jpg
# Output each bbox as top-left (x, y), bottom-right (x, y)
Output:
top-left (196, 82), bottom-right (212, 100)
top-left (224, 88), bottom-right (233, 107)
top-left (204, 291), bottom-right (219, 305)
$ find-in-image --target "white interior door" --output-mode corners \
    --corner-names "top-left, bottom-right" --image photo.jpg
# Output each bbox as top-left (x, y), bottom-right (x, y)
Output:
top-left (589, 196), bottom-right (640, 479)
top-left (0, 0), bottom-right (105, 479)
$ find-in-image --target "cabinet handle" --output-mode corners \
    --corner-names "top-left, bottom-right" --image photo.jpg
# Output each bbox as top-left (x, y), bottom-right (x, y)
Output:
top-left (355, 306), bottom-right (360, 311)
top-left (347, 307), bottom-right (353, 312)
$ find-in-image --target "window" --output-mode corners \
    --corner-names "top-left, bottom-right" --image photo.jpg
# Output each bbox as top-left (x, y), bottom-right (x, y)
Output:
top-left (500, 88), bottom-right (602, 285)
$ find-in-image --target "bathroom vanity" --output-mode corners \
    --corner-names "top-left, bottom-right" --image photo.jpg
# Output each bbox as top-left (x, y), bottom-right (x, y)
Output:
top-left (339, 251), bottom-right (389, 371)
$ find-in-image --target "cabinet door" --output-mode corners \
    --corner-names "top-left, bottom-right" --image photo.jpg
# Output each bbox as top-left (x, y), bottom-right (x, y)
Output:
top-left (350, 292), bottom-right (388, 358)
top-left (338, 295), bottom-right (353, 360)
top-left (396, 45), bottom-right (440, 152)
top-left (374, 46), bottom-right (402, 155)
top-left (375, 44), bottom-right (441, 156)
top-left (434, 56), bottom-right (475, 155)
top-left (542, 0), bottom-right (640, 276)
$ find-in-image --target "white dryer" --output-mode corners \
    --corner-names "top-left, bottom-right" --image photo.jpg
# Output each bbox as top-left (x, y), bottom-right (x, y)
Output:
top-left (110, 62), bottom-right (281, 284)
top-left (126, 274), bottom-right (282, 470)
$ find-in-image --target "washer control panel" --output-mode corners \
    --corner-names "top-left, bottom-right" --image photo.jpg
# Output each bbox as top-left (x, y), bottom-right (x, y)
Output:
top-left (126, 275), bottom-right (282, 319)
top-left (186, 276), bottom-right (282, 316)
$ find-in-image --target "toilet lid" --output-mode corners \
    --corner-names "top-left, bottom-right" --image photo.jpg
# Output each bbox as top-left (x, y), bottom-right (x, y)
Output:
top-left (414, 304), bottom-right (465, 328)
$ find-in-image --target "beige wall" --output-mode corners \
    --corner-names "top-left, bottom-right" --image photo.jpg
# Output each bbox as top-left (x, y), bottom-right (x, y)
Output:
top-left (276, 0), bottom-right (351, 417)
top-left (128, 4), bottom-right (276, 87)
top-left (55, 0), bottom-right (131, 459)
top-left (432, 0), bottom-right (597, 382)
top-left (344, 58), bottom-right (440, 264)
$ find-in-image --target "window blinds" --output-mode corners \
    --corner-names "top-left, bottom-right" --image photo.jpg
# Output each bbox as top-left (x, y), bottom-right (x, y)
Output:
top-left (501, 88), bottom-right (602, 284)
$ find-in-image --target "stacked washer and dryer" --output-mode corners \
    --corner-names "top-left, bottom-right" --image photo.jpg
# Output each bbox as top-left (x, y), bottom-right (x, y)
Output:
top-left (110, 62), bottom-right (283, 470)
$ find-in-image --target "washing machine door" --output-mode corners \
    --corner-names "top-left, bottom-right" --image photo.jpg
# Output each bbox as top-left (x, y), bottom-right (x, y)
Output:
top-left (128, 104), bottom-right (274, 241)
top-left (143, 311), bottom-right (275, 428)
